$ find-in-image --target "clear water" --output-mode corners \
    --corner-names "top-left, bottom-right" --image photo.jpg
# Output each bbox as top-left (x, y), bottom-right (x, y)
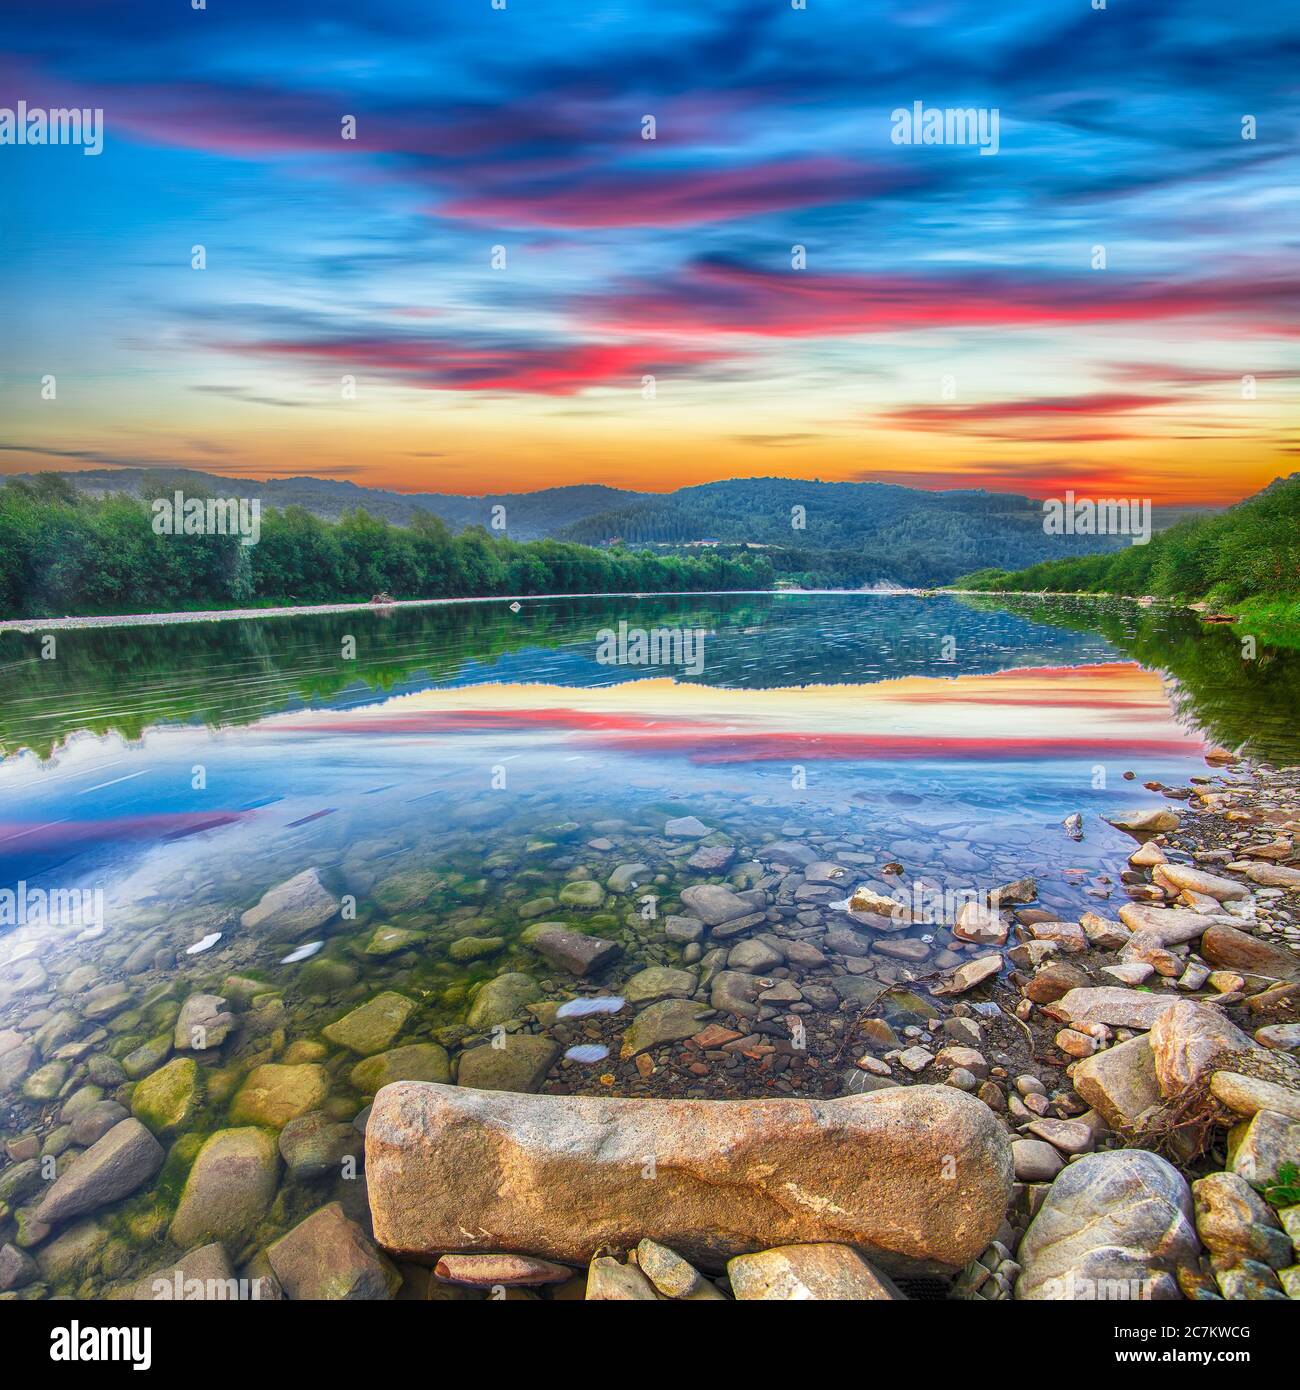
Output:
top-left (1, 592), bottom-right (1297, 1295)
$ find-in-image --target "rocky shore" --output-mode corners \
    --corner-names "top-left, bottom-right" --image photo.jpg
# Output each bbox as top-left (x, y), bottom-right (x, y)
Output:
top-left (2, 755), bottom-right (1298, 1301)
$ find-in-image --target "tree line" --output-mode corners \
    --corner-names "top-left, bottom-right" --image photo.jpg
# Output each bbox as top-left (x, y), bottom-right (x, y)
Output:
top-left (0, 476), bottom-right (776, 619)
top-left (956, 474), bottom-right (1299, 607)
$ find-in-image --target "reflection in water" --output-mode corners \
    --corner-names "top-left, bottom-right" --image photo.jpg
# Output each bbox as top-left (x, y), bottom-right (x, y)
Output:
top-left (0, 592), bottom-right (1295, 1297)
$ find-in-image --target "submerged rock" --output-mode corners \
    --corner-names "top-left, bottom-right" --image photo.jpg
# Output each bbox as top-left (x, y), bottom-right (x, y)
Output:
top-left (35, 1119), bottom-right (164, 1225)
top-left (350, 1043), bottom-right (451, 1094)
top-left (131, 1057), bottom-right (202, 1137)
top-left (322, 992), bottom-right (416, 1055)
top-left (456, 1034), bottom-right (559, 1093)
top-left (464, 974), bottom-right (537, 1030)
top-left (620, 999), bottom-right (713, 1057)
top-left (366, 1081), bottom-right (1012, 1272)
top-left (528, 930), bottom-right (621, 977)
top-left (169, 1127), bottom-right (281, 1247)
top-left (267, 1201), bottom-right (400, 1300)
top-left (229, 1063), bottom-right (330, 1128)
top-left (240, 867), bottom-right (340, 940)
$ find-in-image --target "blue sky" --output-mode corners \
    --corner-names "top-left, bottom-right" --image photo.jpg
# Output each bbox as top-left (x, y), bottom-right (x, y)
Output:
top-left (0, 0), bottom-right (1296, 501)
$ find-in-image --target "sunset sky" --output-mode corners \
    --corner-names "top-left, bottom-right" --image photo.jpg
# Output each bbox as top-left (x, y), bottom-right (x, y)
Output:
top-left (1, 1), bottom-right (1296, 505)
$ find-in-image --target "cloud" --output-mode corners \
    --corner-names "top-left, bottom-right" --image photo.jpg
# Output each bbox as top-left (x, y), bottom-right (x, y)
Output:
top-left (593, 259), bottom-right (1300, 338)
top-left (223, 334), bottom-right (732, 395)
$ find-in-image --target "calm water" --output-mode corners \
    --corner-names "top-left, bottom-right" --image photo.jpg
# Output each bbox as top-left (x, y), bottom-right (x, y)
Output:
top-left (1, 592), bottom-right (1297, 1296)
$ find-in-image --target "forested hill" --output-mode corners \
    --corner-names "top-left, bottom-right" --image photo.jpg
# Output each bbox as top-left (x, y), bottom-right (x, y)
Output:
top-left (955, 474), bottom-right (1299, 614)
top-left (554, 477), bottom-right (1173, 584)
top-left (23, 468), bottom-right (1207, 588)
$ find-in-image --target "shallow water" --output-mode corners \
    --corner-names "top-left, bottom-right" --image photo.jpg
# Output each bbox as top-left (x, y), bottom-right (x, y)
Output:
top-left (1, 592), bottom-right (1297, 1296)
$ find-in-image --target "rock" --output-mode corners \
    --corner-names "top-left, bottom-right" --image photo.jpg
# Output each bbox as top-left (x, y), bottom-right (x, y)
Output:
top-left (710, 910), bottom-right (769, 940)
top-left (131, 1057), bottom-right (201, 1137)
top-left (607, 862), bottom-right (650, 892)
top-left (0, 1041), bottom-right (34, 1095)
top-left (350, 1043), bottom-right (451, 1094)
top-left (1229, 1109), bottom-right (1300, 1188)
top-left (229, 1063), bottom-right (330, 1127)
top-left (728, 1243), bottom-right (900, 1299)
top-left (169, 1127), bottom-right (281, 1247)
top-left (1024, 960), bottom-right (1089, 1004)
top-left (323, 992), bottom-right (417, 1054)
top-left (557, 880), bottom-right (605, 909)
top-left (365, 925), bottom-right (424, 957)
top-left (21, 1060), bottom-right (67, 1100)
top-left (620, 999), bottom-right (713, 1057)
top-left (279, 1111), bottom-right (360, 1180)
top-left (1243, 862), bottom-right (1300, 889)
top-left (953, 902), bottom-right (1007, 945)
top-left (764, 840), bottom-right (818, 868)
top-left (448, 935), bottom-right (505, 962)
top-left (456, 1034), bottom-right (559, 1093)
top-left (994, 876), bottom-right (1037, 904)
top-left (710, 970), bottom-right (760, 1018)
top-left (240, 867), bottom-right (340, 940)
top-left (434, 1252), bottom-right (573, 1287)
top-left (132, 1243), bottom-right (242, 1300)
top-left (1152, 864), bottom-right (1249, 901)
top-left (727, 940), bottom-right (784, 973)
top-left (1025, 1118), bottom-right (1094, 1154)
top-left (81, 981), bottom-right (132, 1021)
top-left (1193, 1172), bottom-right (1293, 1270)
top-left (0, 1241), bottom-right (39, 1292)
top-left (1257, 1024), bottom-right (1300, 1051)
top-left (635, 1238), bottom-right (713, 1298)
top-left (36, 1220), bottom-right (109, 1286)
top-left (1080, 912), bottom-right (1131, 950)
top-left (680, 884), bottom-right (753, 926)
top-left (1210, 1072), bottom-right (1300, 1122)
top-left (1028, 921), bottom-right (1087, 953)
top-left (174, 994), bottom-right (235, 1052)
top-left (69, 1101), bottom-right (129, 1148)
top-left (1118, 903), bottom-right (1233, 945)
top-left (1149, 1001), bottom-right (1256, 1097)
top-left (121, 1034), bottom-right (172, 1080)
top-left (687, 845), bottom-right (735, 872)
top-left (1050, 986), bottom-right (1177, 1030)
top-left (1015, 1150), bottom-right (1199, 1300)
top-left (529, 929), bottom-right (621, 977)
top-left (664, 816), bottom-right (710, 838)
top-left (586, 1256), bottom-right (659, 1299)
top-left (1104, 807), bottom-right (1180, 837)
top-left (621, 966), bottom-right (695, 1004)
top-left (1214, 1260), bottom-right (1289, 1299)
top-left (267, 1202), bottom-right (400, 1300)
top-left (34, 1119), bottom-right (163, 1225)
top-left (1201, 923), bottom-right (1299, 980)
top-left (935, 954), bottom-right (1002, 995)
top-left (366, 1082), bottom-right (1013, 1272)
top-left (1013, 1139), bottom-right (1064, 1181)
top-left (1072, 1035), bottom-right (1163, 1131)
top-left (663, 915), bottom-right (704, 944)
top-left (1103, 963), bottom-right (1154, 985)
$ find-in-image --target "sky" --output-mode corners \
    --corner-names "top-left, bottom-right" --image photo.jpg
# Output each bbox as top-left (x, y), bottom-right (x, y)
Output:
top-left (0, 0), bottom-right (1296, 506)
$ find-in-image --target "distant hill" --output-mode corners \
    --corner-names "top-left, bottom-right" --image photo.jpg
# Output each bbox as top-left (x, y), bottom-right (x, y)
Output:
top-left (25, 468), bottom-right (645, 541)
top-left (19, 467), bottom-right (1210, 587)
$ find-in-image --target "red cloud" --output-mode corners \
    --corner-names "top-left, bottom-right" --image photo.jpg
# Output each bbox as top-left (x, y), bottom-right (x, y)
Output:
top-left (882, 392), bottom-right (1178, 440)
top-left (231, 335), bottom-right (728, 394)
top-left (594, 260), bottom-right (1300, 337)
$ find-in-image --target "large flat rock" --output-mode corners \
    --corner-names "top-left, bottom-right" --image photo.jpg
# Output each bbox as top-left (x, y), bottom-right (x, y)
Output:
top-left (366, 1082), bottom-right (1012, 1273)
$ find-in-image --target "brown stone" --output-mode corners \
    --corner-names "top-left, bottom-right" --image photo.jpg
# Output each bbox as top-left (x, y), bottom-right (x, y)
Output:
top-left (1201, 924), bottom-right (1299, 980)
top-left (366, 1081), bottom-right (1013, 1273)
